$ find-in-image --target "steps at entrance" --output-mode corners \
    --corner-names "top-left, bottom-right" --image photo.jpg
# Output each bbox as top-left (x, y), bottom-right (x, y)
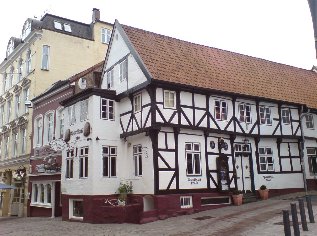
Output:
top-left (243, 192), bottom-right (257, 204)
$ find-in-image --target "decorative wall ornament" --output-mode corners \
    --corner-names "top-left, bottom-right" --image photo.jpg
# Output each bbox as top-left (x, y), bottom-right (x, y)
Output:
top-left (0, 96), bottom-right (5, 104)
top-left (83, 122), bottom-right (91, 137)
top-left (64, 129), bottom-right (70, 142)
top-left (4, 92), bottom-right (13, 100)
top-left (13, 85), bottom-right (22, 94)
top-left (21, 78), bottom-right (31, 87)
top-left (210, 141), bottom-right (215, 149)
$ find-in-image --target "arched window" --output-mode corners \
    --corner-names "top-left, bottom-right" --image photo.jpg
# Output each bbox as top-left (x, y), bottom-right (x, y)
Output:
top-left (9, 66), bottom-right (14, 88)
top-left (34, 116), bottom-right (43, 147)
top-left (44, 112), bottom-right (54, 144)
top-left (17, 58), bottom-right (23, 82)
top-left (26, 50), bottom-right (32, 73)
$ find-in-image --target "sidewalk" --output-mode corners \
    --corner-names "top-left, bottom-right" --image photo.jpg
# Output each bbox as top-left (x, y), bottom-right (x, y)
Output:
top-left (0, 192), bottom-right (317, 236)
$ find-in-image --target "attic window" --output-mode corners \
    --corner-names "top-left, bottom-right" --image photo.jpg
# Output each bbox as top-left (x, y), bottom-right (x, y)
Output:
top-left (54, 21), bottom-right (62, 30)
top-left (64, 23), bottom-right (72, 32)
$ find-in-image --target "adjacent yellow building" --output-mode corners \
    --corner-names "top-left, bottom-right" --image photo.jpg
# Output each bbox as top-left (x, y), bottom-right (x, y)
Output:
top-left (0, 8), bottom-right (112, 217)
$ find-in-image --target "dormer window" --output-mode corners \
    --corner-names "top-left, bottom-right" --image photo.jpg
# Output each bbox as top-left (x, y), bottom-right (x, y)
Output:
top-left (54, 21), bottom-right (62, 30)
top-left (6, 39), bottom-right (14, 57)
top-left (22, 20), bottom-right (31, 40)
top-left (64, 23), bottom-right (72, 32)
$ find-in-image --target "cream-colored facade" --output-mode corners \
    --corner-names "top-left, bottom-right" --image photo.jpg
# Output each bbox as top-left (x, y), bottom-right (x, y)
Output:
top-left (0, 9), bottom-right (112, 217)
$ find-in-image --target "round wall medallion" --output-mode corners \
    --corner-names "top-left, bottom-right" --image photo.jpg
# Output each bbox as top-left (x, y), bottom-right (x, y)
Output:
top-left (83, 122), bottom-right (91, 137)
top-left (64, 129), bottom-right (70, 142)
top-left (210, 141), bottom-right (215, 149)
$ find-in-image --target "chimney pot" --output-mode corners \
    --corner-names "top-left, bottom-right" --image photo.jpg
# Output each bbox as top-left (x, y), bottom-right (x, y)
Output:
top-left (92, 8), bottom-right (100, 22)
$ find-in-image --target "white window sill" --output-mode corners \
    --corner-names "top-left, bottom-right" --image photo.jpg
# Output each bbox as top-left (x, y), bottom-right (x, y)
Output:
top-left (30, 203), bottom-right (52, 208)
top-left (70, 216), bottom-right (83, 221)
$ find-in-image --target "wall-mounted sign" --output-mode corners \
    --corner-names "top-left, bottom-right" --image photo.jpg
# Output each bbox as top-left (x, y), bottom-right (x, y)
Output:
top-left (263, 176), bottom-right (274, 181)
top-left (187, 177), bottom-right (201, 185)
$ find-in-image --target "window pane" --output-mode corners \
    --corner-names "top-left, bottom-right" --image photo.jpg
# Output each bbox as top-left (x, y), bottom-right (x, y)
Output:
top-left (103, 156), bottom-right (109, 177)
top-left (260, 156), bottom-right (266, 163)
top-left (111, 156), bottom-right (116, 176)
top-left (187, 153), bottom-right (193, 174)
top-left (185, 143), bottom-right (192, 151)
top-left (138, 155), bottom-right (142, 176)
top-left (260, 164), bottom-right (266, 171)
top-left (194, 154), bottom-right (200, 174)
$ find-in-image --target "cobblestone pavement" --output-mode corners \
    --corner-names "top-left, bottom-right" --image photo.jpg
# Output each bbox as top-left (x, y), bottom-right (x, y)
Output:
top-left (1, 192), bottom-right (317, 236)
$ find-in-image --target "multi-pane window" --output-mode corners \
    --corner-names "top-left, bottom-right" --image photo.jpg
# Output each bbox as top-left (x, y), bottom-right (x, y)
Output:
top-left (3, 73), bottom-right (7, 92)
top-left (41, 45), bottom-right (50, 70)
top-left (46, 113), bottom-right (54, 143)
top-left (239, 103), bottom-right (251, 123)
top-left (12, 133), bottom-right (18, 157)
top-left (21, 128), bottom-right (26, 154)
top-left (215, 100), bottom-right (228, 121)
top-left (164, 90), bottom-right (176, 109)
top-left (7, 100), bottom-right (11, 123)
top-left (4, 136), bottom-right (9, 158)
top-left (9, 66), bottom-right (14, 88)
top-left (79, 147), bottom-right (89, 178)
top-left (185, 143), bottom-right (201, 176)
top-left (307, 148), bottom-right (317, 175)
top-left (281, 108), bottom-right (290, 124)
top-left (57, 109), bottom-right (64, 139)
top-left (102, 146), bottom-right (117, 177)
top-left (180, 196), bottom-right (193, 208)
top-left (119, 59), bottom-right (127, 82)
top-left (259, 147), bottom-right (274, 172)
top-left (23, 88), bottom-right (29, 113)
top-left (133, 145), bottom-right (142, 176)
top-left (133, 94), bottom-right (142, 113)
top-left (66, 149), bottom-right (74, 179)
top-left (101, 98), bottom-right (114, 120)
top-left (68, 105), bottom-right (76, 125)
top-left (101, 28), bottom-right (112, 44)
top-left (17, 59), bottom-right (23, 82)
top-left (15, 94), bottom-right (21, 118)
top-left (26, 50), bottom-right (32, 73)
top-left (0, 105), bottom-right (4, 126)
top-left (22, 21), bottom-right (31, 40)
top-left (259, 106), bottom-right (272, 125)
top-left (40, 184), bottom-right (45, 203)
top-left (80, 99), bottom-right (88, 121)
top-left (31, 183), bottom-right (52, 205)
top-left (35, 117), bottom-right (43, 146)
top-left (306, 114), bottom-right (314, 129)
top-left (107, 69), bottom-right (114, 89)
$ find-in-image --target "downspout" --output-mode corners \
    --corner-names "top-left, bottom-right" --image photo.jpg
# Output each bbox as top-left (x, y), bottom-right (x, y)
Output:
top-left (299, 105), bottom-right (308, 195)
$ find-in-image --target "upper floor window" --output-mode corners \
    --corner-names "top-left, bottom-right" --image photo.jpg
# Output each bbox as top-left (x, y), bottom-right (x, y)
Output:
top-left (185, 142), bottom-right (201, 176)
top-left (9, 66), bottom-right (14, 88)
top-left (41, 45), bottom-right (50, 70)
top-left (133, 94), bottom-right (142, 113)
top-left (68, 105), bottom-right (76, 125)
top-left (17, 59), bottom-right (23, 82)
top-left (259, 106), bottom-right (272, 125)
top-left (35, 116), bottom-right (43, 146)
top-left (15, 94), bottom-right (21, 118)
top-left (64, 23), bottom-right (72, 32)
top-left (6, 39), bottom-right (14, 57)
top-left (281, 108), bottom-right (290, 124)
top-left (7, 100), bottom-right (11, 123)
top-left (66, 150), bottom-right (74, 179)
top-left (12, 133), bottom-right (18, 157)
top-left (23, 88), bottom-right (30, 114)
top-left (107, 69), bottom-right (114, 89)
top-left (56, 109), bottom-right (64, 139)
top-left (3, 73), bottom-right (7, 93)
top-left (307, 148), bottom-right (317, 175)
top-left (26, 50), bottom-right (32, 74)
top-left (306, 114), bottom-right (314, 129)
top-left (133, 145), bottom-right (142, 176)
top-left (79, 147), bottom-right (89, 178)
top-left (21, 128), bottom-right (26, 154)
top-left (22, 21), bottom-right (31, 40)
top-left (215, 100), bottom-right (227, 121)
top-left (164, 90), bottom-right (176, 109)
top-left (101, 28), bottom-right (111, 44)
top-left (102, 146), bottom-right (116, 177)
top-left (119, 59), bottom-right (127, 82)
top-left (259, 147), bottom-right (274, 172)
top-left (45, 112), bottom-right (54, 144)
top-left (54, 21), bottom-right (62, 30)
top-left (4, 136), bottom-right (9, 158)
top-left (0, 105), bottom-right (4, 126)
top-left (101, 98), bottom-right (114, 120)
top-left (80, 99), bottom-right (88, 121)
top-left (239, 103), bottom-right (251, 123)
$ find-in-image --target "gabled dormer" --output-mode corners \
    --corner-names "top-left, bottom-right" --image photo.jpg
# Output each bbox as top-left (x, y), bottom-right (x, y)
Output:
top-left (6, 37), bottom-right (22, 58)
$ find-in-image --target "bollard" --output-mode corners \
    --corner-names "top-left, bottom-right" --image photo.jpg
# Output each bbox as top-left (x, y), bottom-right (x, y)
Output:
top-left (306, 195), bottom-right (315, 223)
top-left (283, 210), bottom-right (291, 236)
top-left (298, 198), bottom-right (308, 231)
top-left (291, 203), bottom-right (300, 236)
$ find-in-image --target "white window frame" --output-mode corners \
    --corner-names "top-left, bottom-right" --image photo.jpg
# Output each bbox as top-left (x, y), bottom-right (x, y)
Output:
top-left (306, 114), bottom-right (314, 129)
top-left (54, 21), bottom-right (62, 30)
top-left (41, 45), bottom-right (50, 70)
top-left (100, 98), bottom-right (115, 120)
top-left (102, 146), bottom-right (117, 177)
top-left (107, 69), bottom-right (114, 89)
top-left (23, 88), bottom-right (30, 114)
top-left (31, 183), bottom-right (52, 207)
top-left (281, 108), bottom-right (290, 124)
top-left (7, 100), bottom-right (11, 123)
top-left (66, 150), bottom-right (74, 179)
top-left (164, 90), bottom-right (176, 109)
top-left (259, 106), bottom-right (272, 125)
top-left (4, 136), bottom-right (9, 158)
top-left (22, 20), bottom-right (31, 40)
top-left (44, 112), bottom-right (54, 144)
top-left (101, 28), bottom-right (111, 44)
top-left (79, 147), bottom-right (88, 178)
top-left (0, 105), bottom-right (4, 126)
top-left (9, 66), bottom-right (14, 88)
top-left (133, 94), bottom-right (142, 113)
top-left (185, 142), bottom-right (202, 176)
top-left (239, 103), bottom-right (251, 123)
top-left (133, 145), bottom-right (142, 177)
top-left (259, 147), bottom-right (274, 172)
top-left (26, 50), bottom-right (32, 74)
top-left (56, 108), bottom-right (64, 139)
top-left (12, 132), bottom-right (18, 157)
top-left (80, 99), bottom-right (88, 122)
top-left (17, 59), bottom-right (23, 82)
top-left (180, 196), bottom-right (193, 208)
top-left (21, 128), bottom-right (26, 154)
top-left (215, 100), bottom-right (228, 121)
top-left (35, 116), bottom-right (43, 147)
top-left (68, 105), bottom-right (76, 125)
top-left (3, 73), bottom-right (7, 92)
top-left (307, 148), bottom-right (317, 175)
top-left (119, 59), bottom-right (127, 82)
top-left (15, 94), bottom-right (21, 118)
top-left (64, 23), bottom-right (72, 32)
top-left (69, 199), bottom-right (83, 220)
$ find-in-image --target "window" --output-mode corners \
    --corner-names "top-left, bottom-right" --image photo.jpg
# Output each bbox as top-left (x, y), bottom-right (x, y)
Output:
top-left (71, 200), bottom-right (83, 219)
top-left (306, 114), bottom-right (314, 129)
top-left (31, 183), bottom-right (52, 205)
top-left (54, 21), bottom-right (62, 30)
top-left (22, 20), bottom-right (31, 40)
top-left (164, 90), bottom-right (176, 109)
top-left (26, 50), bottom-right (32, 74)
top-left (133, 94), bottom-right (141, 113)
top-left (0, 105), bottom-right (4, 126)
top-left (185, 143), bottom-right (201, 176)
top-left (133, 145), bottom-right (142, 176)
top-left (180, 196), bottom-right (193, 208)
top-left (35, 117), bottom-right (43, 146)
top-left (68, 105), bottom-right (76, 125)
top-left (80, 99), bottom-right (88, 121)
top-left (17, 59), bottom-right (23, 82)
top-left (41, 45), bottom-right (50, 70)
top-left (7, 100), bottom-right (11, 123)
top-left (6, 39), bottom-right (14, 57)
top-left (40, 184), bottom-right (45, 203)
top-left (239, 103), bottom-right (251, 123)
top-left (9, 66), bottom-right (14, 88)
top-left (101, 28), bottom-right (112, 44)
top-left (45, 112), bottom-right (54, 143)
top-left (281, 108), bottom-right (290, 124)
top-left (57, 109), bottom-right (64, 139)
top-left (307, 148), bottom-right (317, 175)
top-left (12, 133), bottom-right (18, 157)
top-left (259, 147), bottom-right (274, 172)
top-left (215, 100), bottom-right (228, 121)
top-left (3, 73), bottom-right (7, 92)
top-left (119, 59), bottom-right (127, 82)
top-left (47, 184), bottom-right (51, 204)
top-left (4, 136), bottom-right (9, 158)
top-left (259, 106), bottom-right (272, 125)
top-left (21, 128), bottom-right (26, 154)
top-left (107, 69), bottom-right (114, 89)
top-left (79, 147), bottom-right (88, 178)
top-left (33, 184), bottom-right (38, 202)
top-left (102, 146), bottom-right (116, 177)
top-left (66, 150), bottom-right (74, 179)
top-left (23, 88), bottom-right (30, 113)
top-left (64, 23), bottom-right (72, 32)
top-left (15, 94), bottom-right (21, 118)
top-left (100, 98), bottom-right (114, 120)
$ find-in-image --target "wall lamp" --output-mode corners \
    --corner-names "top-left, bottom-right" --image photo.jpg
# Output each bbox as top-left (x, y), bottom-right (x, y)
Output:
top-left (96, 136), bottom-right (100, 141)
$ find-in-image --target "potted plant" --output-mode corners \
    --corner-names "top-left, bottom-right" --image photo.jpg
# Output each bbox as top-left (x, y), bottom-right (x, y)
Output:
top-left (258, 185), bottom-right (269, 200)
top-left (231, 190), bottom-right (243, 206)
top-left (117, 182), bottom-right (133, 206)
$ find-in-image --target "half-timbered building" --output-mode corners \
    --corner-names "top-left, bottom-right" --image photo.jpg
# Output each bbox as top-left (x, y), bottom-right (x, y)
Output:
top-left (60, 20), bottom-right (317, 223)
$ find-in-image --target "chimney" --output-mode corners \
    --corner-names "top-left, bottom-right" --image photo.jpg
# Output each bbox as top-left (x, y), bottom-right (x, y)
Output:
top-left (308, 0), bottom-right (317, 58)
top-left (92, 8), bottom-right (100, 22)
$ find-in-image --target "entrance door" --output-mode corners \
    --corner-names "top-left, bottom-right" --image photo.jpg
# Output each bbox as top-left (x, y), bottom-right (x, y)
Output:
top-left (235, 154), bottom-right (252, 192)
top-left (10, 187), bottom-right (24, 216)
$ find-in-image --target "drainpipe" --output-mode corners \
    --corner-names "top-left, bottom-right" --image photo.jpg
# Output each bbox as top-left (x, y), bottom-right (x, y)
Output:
top-left (299, 105), bottom-right (308, 195)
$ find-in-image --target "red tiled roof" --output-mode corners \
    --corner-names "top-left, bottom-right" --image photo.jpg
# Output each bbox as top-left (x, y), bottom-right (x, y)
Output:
top-left (121, 24), bottom-right (317, 108)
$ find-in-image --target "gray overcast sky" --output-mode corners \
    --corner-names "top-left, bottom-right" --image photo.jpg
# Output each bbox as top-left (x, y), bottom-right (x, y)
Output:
top-left (0, 0), bottom-right (316, 70)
